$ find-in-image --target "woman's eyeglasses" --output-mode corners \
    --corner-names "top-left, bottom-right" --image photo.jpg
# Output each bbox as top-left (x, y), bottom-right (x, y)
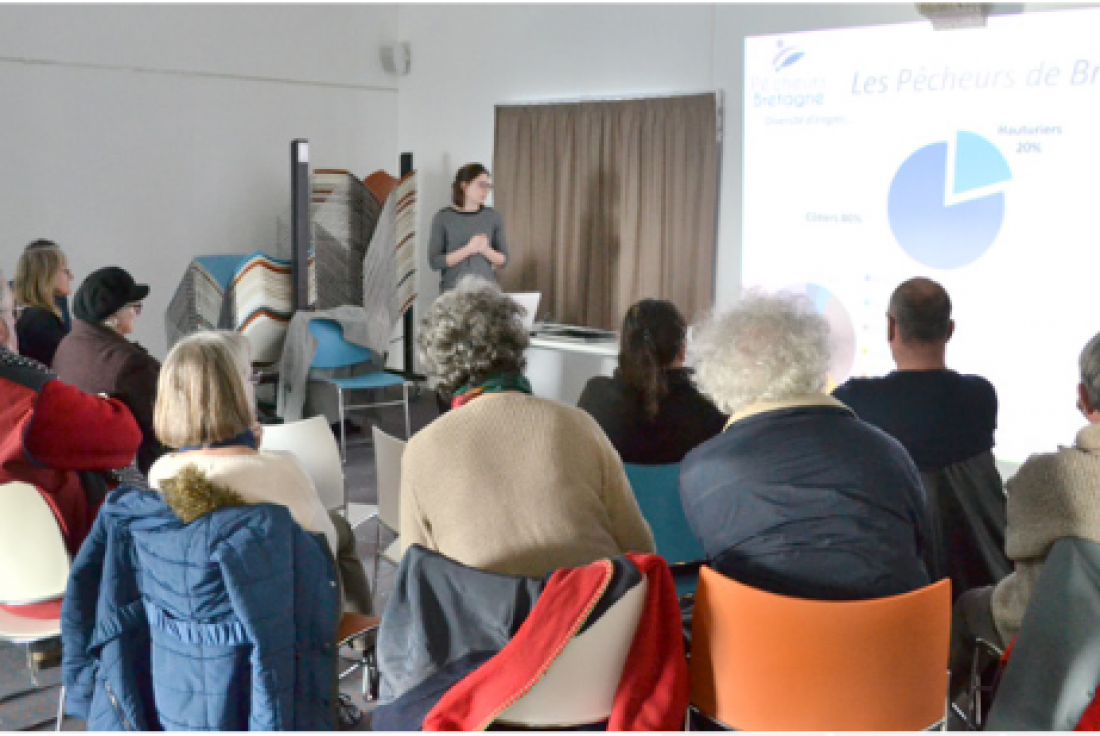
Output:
top-left (127, 302), bottom-right (143, 314)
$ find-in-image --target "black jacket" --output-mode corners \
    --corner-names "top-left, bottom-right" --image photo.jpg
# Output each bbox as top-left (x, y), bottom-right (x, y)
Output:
top-left (16, 305), bottom-right (68, 367)
top-left (680, 401), bottom-right (931, 601)
top-left (578, 368), bottom-right (727, 465)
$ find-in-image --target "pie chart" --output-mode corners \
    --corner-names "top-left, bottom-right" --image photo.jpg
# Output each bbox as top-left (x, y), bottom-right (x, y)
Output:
top-left (787, 282), bottom-right (856, 383)
top-left (887, 131), bottom-right (1011, 269)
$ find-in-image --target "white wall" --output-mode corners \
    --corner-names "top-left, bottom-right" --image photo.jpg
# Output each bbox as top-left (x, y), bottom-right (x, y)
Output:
top-left (0, 4), bottom-right (400, 357)
top-left (396, 2), bottom-right (1092, 322)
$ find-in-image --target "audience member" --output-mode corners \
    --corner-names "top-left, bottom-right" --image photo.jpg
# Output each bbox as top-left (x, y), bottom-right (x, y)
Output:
top-left (23, 238), bottom-right (72, 326)
top-left (401, 277), bottom-right (655, 577)
top-left (835, 277), bottom-right (1007, 597)
top-left (146, 330), bottom-right (373, 614)
top-left (680, 291), bottom-right (931, 600)
top-left (833, 277), bottom-right (997, 471)
top-left (13, 240), bottom-right (74, 366)
top-left (952, 330), bottom-right (1100, 675)
top-left (0, 270), bottom-right (141, 552)
top-left (578, 299), bottom-right (726, 464)
top-left (53, 266), bottom-right (166, 474)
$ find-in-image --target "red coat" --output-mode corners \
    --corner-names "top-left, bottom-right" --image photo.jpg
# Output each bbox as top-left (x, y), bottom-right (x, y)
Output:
top-left (0, 352), bottom-right (141, 552)
top-left (423, 553), bottom-right (690, 732)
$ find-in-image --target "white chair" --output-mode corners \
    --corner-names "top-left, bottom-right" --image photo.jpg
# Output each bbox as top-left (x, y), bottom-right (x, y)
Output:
top-left (370, 426), bottom-right (406, 597)
top-left (261, 416), bottom-right (377, 527)
top-left (494, 578), bottom-right (648, 727)
top-left (0, 480), bottom-right (71, 730)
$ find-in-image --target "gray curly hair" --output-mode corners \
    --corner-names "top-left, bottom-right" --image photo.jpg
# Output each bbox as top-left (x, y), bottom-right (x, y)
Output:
top-left (1081, 331), bottom-right (1100, 409)
top-left (418, 276), bottom-right (529, 397)
top-left (693, 290), bottom-right (832, 415)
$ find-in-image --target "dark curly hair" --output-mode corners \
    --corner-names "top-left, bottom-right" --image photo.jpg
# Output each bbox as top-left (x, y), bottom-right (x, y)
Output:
top-left (619, 299), bottom-right (686, 420)
top-left (418, 277), bottom-right (529, 397)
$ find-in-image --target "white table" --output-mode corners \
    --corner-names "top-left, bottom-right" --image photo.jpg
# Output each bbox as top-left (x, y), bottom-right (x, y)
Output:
top-left (526, 334), bottom-right (618, 406)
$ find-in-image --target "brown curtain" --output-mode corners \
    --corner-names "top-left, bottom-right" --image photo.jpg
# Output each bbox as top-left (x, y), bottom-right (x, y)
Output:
top-left (493, 93), bottom-right (719, 330)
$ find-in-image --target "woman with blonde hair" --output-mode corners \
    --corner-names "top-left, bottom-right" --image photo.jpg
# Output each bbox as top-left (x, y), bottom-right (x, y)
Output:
top-left (147, 330), bottom-right (372, 614)
top-left (14, 239), bottom-right (74, 366)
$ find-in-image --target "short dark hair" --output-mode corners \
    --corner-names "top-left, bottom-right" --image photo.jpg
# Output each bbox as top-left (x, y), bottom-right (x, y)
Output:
top-left (619, 299), bottom-right (686, 420)
top-left (888, 277), bottom-right (952, 343)
top-left (451, 163), bottom-right (489, 207)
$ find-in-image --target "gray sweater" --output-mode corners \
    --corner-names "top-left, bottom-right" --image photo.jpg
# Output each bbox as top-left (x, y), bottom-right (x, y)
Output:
top-left (427, 206), bottom-right (508, 291)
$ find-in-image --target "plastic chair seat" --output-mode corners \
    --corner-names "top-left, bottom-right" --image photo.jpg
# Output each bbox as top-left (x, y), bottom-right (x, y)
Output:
top-left (689, 567), bottom-right (951, 731)
top-left (0, 609), bottom-right (62, 641)
top-left (322, 372), bottom-right (406, 392)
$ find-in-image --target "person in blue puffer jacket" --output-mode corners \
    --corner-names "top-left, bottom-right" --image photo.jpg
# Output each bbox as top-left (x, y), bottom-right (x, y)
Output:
top-left (60, 475), bottom-right (340, 731)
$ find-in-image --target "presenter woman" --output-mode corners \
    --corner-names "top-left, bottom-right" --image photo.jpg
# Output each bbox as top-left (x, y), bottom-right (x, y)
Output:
top-left (427, 163), bottom-right (509, 292)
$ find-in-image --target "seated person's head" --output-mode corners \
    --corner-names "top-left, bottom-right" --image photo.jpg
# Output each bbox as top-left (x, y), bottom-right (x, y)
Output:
top-left (693, 291), bottom-right (831, 415)
top-left (15, 242), bottom-right (71, 315)
top-left (888, 277), bottom-right (953, 345)
top-left (619, 299), bottom-right (687, 418)
top-left (0, 272), bottom-right (15, 352)
top-left (418, 276), bottom-right (529, 397)
top-left (1079, 331), bottom-right (1100, 423)
top-left (155, 331), bottom-right (255, 449)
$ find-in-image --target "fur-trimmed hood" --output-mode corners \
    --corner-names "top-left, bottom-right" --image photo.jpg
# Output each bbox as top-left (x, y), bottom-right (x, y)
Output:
top-left (158, 464), bottom-right (245, 523)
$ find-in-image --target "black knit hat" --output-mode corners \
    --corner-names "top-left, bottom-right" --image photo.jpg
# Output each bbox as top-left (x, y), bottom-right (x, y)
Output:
top-left (73, 267), bottom-right (150, 323)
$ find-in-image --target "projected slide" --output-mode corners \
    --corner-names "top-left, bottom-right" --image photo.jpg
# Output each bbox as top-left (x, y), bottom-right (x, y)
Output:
top-left (742, 8), bottom-right (1100, 462)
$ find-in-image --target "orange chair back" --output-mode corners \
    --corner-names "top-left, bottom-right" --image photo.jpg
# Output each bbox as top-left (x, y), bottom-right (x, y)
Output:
top-left (690, 567), bottom-right (951, 730)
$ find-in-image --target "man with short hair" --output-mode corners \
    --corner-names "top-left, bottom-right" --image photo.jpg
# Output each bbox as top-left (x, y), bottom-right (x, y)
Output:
top-left (834, 277), bottom-right (1005, 598)
top-left (833, 277), bottom-right (997, 471)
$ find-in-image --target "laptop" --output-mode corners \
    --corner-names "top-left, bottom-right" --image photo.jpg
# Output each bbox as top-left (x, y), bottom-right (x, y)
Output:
top-left (507, 292), bottom-right (541, 333)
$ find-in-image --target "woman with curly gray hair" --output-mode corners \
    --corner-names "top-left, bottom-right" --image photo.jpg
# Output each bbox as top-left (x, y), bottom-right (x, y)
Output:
top-left (679, 290), bottom-right (931, 601)
top-left (400, 277), bottom-right (655, 577)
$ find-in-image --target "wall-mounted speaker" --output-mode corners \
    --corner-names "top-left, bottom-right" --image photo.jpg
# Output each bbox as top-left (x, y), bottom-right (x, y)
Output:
top-left (381, 42), bottom-right (411, 76)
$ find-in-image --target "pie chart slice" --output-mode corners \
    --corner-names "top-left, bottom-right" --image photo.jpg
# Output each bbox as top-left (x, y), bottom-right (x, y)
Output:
top-left (790, 282), bottom-right (855, 384)
top-left (888, 132), bottom-right (1009, 269)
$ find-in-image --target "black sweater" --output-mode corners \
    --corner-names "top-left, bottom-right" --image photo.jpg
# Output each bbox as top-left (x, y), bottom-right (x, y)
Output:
top-left (577, 368), bottom-right (727, 465)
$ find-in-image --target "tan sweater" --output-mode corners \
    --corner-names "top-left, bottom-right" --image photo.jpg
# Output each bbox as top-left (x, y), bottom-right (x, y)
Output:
top-left (400, 393), bottom-right (656, 577)
top-left (991, 422), bottom-right (1100, 642)
top-left (148, 450), bottom-right (338, 554)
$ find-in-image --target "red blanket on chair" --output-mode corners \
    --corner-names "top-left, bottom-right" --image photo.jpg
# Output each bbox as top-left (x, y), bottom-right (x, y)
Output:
top-left (423, 552), bottom-right (689, 731)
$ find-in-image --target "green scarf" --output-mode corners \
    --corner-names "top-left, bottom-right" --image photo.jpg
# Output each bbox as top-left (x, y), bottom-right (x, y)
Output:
top-left (451, 373), bottom-right (533, 408)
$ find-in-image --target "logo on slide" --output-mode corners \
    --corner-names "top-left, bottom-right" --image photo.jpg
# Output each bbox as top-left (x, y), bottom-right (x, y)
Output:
top-left (887, 131), bottom-right (1012, 269)
top-left (773, 41), bottom-right (805, 72)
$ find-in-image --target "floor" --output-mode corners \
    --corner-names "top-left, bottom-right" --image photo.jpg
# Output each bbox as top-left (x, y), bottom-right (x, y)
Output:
top-left (0, 386), bottom-right (441, 731)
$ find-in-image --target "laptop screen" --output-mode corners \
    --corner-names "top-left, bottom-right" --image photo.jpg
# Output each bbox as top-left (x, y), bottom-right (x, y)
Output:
top-left (507, 292), bottom-right (541, 332)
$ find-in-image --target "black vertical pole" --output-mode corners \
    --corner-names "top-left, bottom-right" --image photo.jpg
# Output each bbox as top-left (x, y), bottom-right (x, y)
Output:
top-left (291, 139), bottom-right (311, 312)
top-left (400, 152), bottom-right (415, 374)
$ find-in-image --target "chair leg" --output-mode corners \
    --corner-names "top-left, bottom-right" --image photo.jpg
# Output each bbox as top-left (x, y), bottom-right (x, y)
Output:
top-left (56, 684), bottom-right (66, 731)
top-left (371, 521), bottom-right (382, 609)
top-left (337, 386), bottom-right (348, 466)
top-left (26, 643), bottom-right (40, 687)
top-left (402, 383), bottom-right (411, 439)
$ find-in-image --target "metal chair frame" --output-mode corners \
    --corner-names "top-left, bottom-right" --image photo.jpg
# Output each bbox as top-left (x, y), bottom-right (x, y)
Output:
top-left (308, 319), bottom-right (411, 462)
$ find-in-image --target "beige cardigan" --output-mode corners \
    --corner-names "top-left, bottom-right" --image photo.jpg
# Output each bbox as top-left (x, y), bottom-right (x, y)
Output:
top-left (992, 422), bottom-right (1100, 642)
top-left (400, 393), bottom-right (656, 577)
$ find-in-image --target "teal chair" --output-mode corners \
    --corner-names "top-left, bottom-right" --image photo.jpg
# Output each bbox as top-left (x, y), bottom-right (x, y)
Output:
top-left (623, 463), bottom-right (705, 600)
top-left (309, 319), bottom-right (411, 461)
